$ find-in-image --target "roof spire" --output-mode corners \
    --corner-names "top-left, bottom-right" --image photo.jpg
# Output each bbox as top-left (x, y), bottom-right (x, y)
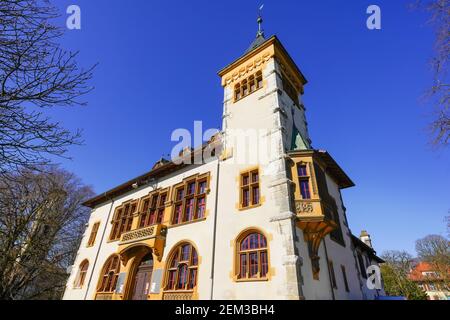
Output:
top-left (257, 4), bottom-right (265, 37)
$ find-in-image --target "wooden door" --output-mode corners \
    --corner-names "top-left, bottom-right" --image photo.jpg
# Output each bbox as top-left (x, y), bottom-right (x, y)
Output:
top-left (131, 255), bottom-right (153, 300)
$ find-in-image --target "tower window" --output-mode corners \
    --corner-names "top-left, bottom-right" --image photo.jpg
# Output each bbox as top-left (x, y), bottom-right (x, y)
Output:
top-left (282, 74), bottom-right (299, 106)
top-left (297, 164), bottom-right (311, 199)
top-left (234, 70), bottom-right (264, 102)
top-left (240, 169), bottom-right (260, 209)
top-left (256, 71), bottom-right (263, 89)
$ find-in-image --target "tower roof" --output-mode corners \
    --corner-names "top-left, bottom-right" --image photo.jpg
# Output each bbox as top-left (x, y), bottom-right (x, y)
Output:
top-left (245, 13), bottom-right (266, 54)
top-left (245, 33), bottom-right (266, 54)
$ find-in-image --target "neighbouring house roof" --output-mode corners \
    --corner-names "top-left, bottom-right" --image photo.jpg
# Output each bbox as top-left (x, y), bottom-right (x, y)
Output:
top-left (351, 234), bottom-right (385, 264)
top-left (408, 262), bottom-right (448, 282)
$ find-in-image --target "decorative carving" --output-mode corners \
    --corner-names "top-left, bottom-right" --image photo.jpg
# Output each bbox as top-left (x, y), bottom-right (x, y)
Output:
top-left (295, 201), bottom-right (313, 213)
top-left (223, 52), bottom-right (272, 86)
top-left (120, 226), bottom-right (156, 244)
top-left (163, 292), bottom-right (193, 300)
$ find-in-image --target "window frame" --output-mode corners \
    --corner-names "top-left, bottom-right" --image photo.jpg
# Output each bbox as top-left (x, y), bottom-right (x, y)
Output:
top-left (164, 242), bottom-right (199, 292)
top-left (341, 265), bottom-right (350, 292)
top-left (97, 255), bottom-right (120, 293)
top-left (109, 200), bottom-right (138, 241)
top-left (235, 230), bottom-right (270, 282)
top-left (239, 168), bottom-right (261, 210)
top-left (138, 189), bottom-right (169, 228)
top-left (170, 174), bottom-right (209, 226)
top-left (281, 72), bottom-right (300, 106)
top-left (328, 260), bottom-right (337, 289)
top-left (233, 70), bottom-right (264, 102)
top-left (87, 222), bottom-right (100, 247)
top-left (73, 259), bottom-right (89, 289)
top-left (297, 163), bottom-right (311, 200)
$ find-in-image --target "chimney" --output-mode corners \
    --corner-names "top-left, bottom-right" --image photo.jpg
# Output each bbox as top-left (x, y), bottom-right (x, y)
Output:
top-left (360, 230), bottom-right (373, 248)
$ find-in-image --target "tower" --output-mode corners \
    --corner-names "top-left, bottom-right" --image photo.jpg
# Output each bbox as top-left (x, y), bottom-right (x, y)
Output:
top-left (213, 16), bottom-right (313, 300)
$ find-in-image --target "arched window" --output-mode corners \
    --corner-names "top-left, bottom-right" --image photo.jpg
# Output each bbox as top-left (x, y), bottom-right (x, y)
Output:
top-left (74, 259), bottom-right (89, 288)
top-left (165, 242), bottom-right (198, 291)
top-left (236, 231), bottom-right (269, 280)
top-left (97, 255), bottom-right (121, 293)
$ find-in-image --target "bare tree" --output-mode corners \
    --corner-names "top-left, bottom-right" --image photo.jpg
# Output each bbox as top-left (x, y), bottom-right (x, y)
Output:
top-left (413, 0), bottom-right (450, 146)
top-left (0, 166), bottom-right (93, 300)
top-left (415, 234), bottom-right (450, 289)
top-left (0, 0), bottom-right (95, 175)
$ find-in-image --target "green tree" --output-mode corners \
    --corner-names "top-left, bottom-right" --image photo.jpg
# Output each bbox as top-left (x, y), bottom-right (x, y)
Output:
top-left (380, 250), bottom-right (428, 300)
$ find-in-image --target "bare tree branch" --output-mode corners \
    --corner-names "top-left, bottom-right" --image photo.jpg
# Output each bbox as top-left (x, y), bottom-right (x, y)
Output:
top-left (0, 0), bottom-right (96, 175)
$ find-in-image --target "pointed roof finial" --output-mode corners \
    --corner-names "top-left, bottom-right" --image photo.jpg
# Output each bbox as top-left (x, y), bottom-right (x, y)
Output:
top-left (257, 4), bottom-right (264, 37)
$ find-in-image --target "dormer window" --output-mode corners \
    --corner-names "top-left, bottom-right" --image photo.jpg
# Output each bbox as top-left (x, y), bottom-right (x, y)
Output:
top-left (234, 70), bottom-right (263, 102)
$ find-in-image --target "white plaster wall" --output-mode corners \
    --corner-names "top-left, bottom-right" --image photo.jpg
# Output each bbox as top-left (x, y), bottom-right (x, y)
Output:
top-left (63, 161), bottom-right (219, 300)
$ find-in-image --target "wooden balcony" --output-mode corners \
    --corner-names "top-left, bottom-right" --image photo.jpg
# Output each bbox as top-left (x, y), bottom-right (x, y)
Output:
top-left (118, 224), bottom-right (167, 262)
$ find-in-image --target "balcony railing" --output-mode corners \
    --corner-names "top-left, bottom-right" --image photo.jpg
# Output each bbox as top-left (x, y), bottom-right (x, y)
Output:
top-left (119, 224), bottom-right (167, 245)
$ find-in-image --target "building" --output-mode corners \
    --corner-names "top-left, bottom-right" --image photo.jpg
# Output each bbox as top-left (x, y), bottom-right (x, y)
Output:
top-left (63, 18), bottom-right (384, 300)
top-left (409, 262), bottom-right (450, 300)
top-left (351, 231), bottom-right (385, 299)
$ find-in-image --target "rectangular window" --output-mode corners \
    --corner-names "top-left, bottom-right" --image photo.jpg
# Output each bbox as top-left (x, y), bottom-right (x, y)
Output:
top-left (187, 269), bottom-right (197, 290)
top-left (234, 71), bottom-right (263, 102)
top-left (358, 253), bottom-right (367, 279)
top-left (329, 260), bottom-right (337, 289)
top-left (240, 169), bottom-right (260, 209)
top-left (109, 201), bottom-right (137, 241)
top-left (260, 251), bottom-right (268, 277)
top-left (139, 191), bottom-right (167, 227)
top-left (171, 175), bottom-right (209, 225)
top-left (87, 222), bottom-right (100, 247)
top-left (239, 254), bottom-right (247, 279)
top-left (282, 74), bottom-right (299, 106)
top-left (341, 265), bottom-right (350, 292)
top-left (249, 252), bottom-right (258, 278)
top-left (297, 164), bottom-right (311, 199)
top-left (196, 196), bottom-right (206, 219)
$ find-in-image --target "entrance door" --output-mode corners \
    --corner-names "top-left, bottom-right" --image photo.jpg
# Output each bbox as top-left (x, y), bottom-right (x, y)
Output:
top-left (131, 254), bottom-right (153, 300)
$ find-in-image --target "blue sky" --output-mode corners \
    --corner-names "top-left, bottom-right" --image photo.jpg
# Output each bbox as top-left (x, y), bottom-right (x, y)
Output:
top-left (51, 0), bottom-right (449, 255)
